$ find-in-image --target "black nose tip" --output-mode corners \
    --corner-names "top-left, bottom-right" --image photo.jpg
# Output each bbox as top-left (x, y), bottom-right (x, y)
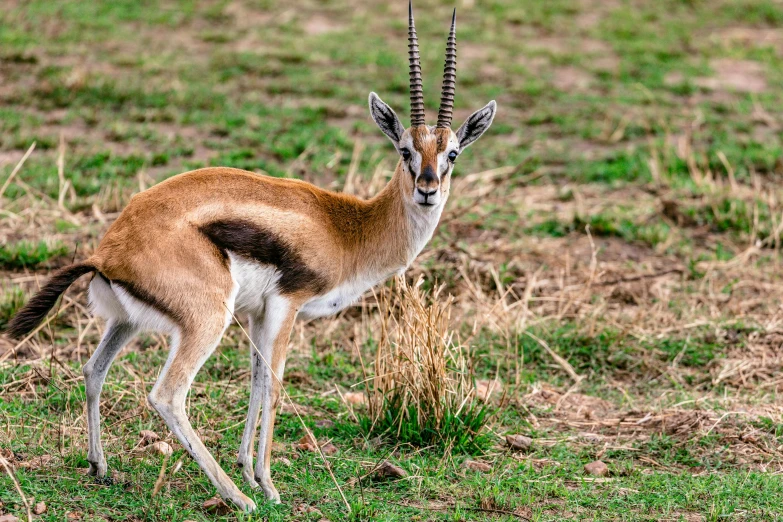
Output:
top-left (417, 188), bottom-right (437, 197)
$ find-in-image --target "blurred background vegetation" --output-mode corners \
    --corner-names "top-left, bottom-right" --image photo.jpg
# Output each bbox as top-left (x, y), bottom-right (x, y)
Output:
top-left (0, 0), bottom-right (780, 200)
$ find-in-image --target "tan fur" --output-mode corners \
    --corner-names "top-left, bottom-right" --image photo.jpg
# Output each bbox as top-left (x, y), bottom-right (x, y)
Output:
top-left (88, 165), bottom-right (413, 330)
top-left (74, 164), bottom-right (426, 510)
top-left (8, 103), bottom-right (489, 512)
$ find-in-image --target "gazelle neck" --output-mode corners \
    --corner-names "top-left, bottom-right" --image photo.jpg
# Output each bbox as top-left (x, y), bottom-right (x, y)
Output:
top-left (342, 161), bottom-right (445, 281)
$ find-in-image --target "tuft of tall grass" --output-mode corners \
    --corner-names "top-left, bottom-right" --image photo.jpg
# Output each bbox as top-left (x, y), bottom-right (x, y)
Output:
top-left (359, 278), bottom-right (493, 455)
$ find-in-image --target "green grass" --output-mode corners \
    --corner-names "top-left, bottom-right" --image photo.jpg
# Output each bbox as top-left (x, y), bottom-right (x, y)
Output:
top-left (1, 0), bottom-right (779, 200)
top-left (358, 393), bottom-right (494, 455)
top-left (0, 240), bottom-right (69, 269)
top-left (0, 288), bottom-right (26, 329)
top-left (524, 212), bottom-right (673, 248)
top-left (1, 334), bottom-right (780, 522)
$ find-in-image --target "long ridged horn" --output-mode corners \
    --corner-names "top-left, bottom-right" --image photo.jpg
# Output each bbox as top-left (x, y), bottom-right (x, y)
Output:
top-left (408, 0), bottom-right (426, 127)
top-left (436, 9), bottom-right (457, 129)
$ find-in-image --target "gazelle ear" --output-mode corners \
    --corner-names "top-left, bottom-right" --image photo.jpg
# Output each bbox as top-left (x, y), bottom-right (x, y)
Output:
top-left (456, 100), bottom-right (497, 149)
top-left (369, 92), bottom-right (405, 147)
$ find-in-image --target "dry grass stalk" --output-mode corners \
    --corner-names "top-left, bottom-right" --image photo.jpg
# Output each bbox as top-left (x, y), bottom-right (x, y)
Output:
top-left (151, 454), bottom-right (170, 497)
top-left (522, 330), bottom-right (581, 384)
top-left (0, 454), bottom-right (32, 522)
top-left (0, 142), bottom-right (35, 200)
top-left (5, 110), bottom-right (783, 494)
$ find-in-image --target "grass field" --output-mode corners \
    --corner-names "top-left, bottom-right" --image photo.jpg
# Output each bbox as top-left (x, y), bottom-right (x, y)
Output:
top-left (3, 0), bottom-right (783, 520)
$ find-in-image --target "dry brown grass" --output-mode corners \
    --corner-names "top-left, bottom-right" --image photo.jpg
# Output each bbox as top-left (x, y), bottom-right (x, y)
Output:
top-left (2, 1), bottom-right (783, 517)
top-left (361, 277), bottom-right (491, 451)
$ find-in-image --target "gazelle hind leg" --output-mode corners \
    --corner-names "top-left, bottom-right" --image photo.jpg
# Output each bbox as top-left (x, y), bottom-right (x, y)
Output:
top-left (237, 315), bottom-right (265, 489)
top-left (253, 295), bottom-right (298, 503)
top-left (83, 320), bottom-right (138, 477)
top-left (148, 318), bottom-right (256, 512)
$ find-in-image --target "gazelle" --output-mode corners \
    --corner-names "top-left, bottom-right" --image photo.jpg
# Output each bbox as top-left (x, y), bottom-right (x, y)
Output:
top-left (7, 2), bottom-right (496, 512)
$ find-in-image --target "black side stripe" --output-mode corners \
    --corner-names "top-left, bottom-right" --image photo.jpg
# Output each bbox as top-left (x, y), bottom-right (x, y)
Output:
top-left (198, 219), bottom-right (328, 295)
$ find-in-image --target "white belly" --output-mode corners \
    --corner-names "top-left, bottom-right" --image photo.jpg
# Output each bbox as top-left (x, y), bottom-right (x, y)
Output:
top-left (229, 253), bottom-right (393, 320)
top-left (299, 273), bottom-right (390, 320)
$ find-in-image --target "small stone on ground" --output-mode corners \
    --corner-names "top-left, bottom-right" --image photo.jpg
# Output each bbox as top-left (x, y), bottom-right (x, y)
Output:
top-left (320, 442), bottom-right (339, 455)
top-left (373, 460), bottom-right (408, 479)
top-left (139, 430), bottom-right (160, 445)
top-left (296, 433), bottom-right (318, 452)
top-left (506, 434), bottom-right (532, 450)
top-left (203, 496), bottom-right (231, 515)
top-left (584, 460), bottom-right (609, 476)
top-left (463, 460), bottom-right (493, 473)
top-left (149, 441), bottom-right (172, 456)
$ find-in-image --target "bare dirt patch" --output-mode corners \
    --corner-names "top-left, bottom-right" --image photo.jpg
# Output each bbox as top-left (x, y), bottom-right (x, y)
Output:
top-left (552, 66), bottom-right (593, 91)
top-left (575, 0), bottom-right (622, 30)
top-left (460, 44), bottom-right (504, 80)
top-left (575, 11), bottom-right (603, 30)
top-left (526, 387), bottom-right (613, 421)
top-left (586, 53), bottom-right (620, 73)
top-left (714, 27), bottom-right (783, 56)
top-left (0, 150), bottom-right (25, 166)
top-left (223, 0), bottom-right (274, 30)
top-left (516, 55), bottom-right (548, 74)
top-left (461, 43), bottom-right (491, 62)
top-left (302, 14), bottom-right (345, 35)
top-left (522, 385), bottom-right (783, 473)
top-left (695, 59), bottom-right (767, 93)
top-left (520, 35), bottom-right (618, 77)
top-left (525, 36), bottom-right (612, 56)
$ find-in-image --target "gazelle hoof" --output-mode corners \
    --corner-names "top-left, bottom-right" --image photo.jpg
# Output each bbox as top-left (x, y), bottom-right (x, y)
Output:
top-left (255, 476), bottom-right (281, 504)
top-left (231, 493), bottom-right (257, 513)
top-left (242, 468), bottom-right (260, 490)
top-left (87, 459), bottom-right (107, 478)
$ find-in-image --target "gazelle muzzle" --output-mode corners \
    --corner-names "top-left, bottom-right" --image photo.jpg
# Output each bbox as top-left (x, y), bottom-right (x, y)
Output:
top-left (414, 164), bottom-right (440, 206)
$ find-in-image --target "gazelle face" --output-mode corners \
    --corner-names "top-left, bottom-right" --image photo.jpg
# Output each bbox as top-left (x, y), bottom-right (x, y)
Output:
top-left (368, 93), bottom-right (497, 210)
top-left (397, 126), bottom-right (458, 208)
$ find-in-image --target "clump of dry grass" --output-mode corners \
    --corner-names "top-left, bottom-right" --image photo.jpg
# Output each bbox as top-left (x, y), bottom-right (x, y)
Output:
top-left (360, 277), bottom-right (493, 454)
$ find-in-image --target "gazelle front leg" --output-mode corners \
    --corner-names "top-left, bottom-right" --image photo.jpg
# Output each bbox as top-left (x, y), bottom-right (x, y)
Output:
top-left (251, 294), bottom-right (298, 503)
top-left (237, 314), bottom-right (265, 489)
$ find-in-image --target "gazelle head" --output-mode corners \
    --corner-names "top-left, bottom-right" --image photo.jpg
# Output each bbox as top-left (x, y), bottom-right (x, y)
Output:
top-left (369, 2), bottom-right (496, 210)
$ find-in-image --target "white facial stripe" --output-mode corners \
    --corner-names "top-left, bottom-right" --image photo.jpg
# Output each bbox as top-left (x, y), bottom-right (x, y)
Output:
top-left (398, 134), bottom-right (421, 177)
top-left (437, 134), bottom-right (460, 176)
top-left (412, 149), bottom-right (423, 177)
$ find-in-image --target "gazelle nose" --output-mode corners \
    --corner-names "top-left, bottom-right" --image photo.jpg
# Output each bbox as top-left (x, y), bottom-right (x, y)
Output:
top-left (417, 188), bottom-right (437, 199)
top-left (420, 165), bottom-right (437, 184)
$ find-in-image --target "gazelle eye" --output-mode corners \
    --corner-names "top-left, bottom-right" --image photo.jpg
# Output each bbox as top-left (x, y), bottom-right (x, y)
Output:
top-left (401, 148), bottom-right (411, 161)
top-left (448, 150), bottom-right (458, 162)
